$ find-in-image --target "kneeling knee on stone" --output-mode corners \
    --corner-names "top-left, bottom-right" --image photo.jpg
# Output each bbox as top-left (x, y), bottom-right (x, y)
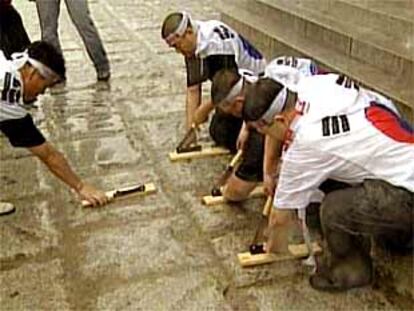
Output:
top-left (222, 185), bottom-right (250, 202)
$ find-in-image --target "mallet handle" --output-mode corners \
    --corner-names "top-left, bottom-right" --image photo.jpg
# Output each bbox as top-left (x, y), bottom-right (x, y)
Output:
top-left (262, 195), bottom-right (273, 217)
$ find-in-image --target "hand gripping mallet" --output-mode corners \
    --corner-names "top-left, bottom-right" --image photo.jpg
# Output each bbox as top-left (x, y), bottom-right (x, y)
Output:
top-left (211, 150), bottom-right (243, 196)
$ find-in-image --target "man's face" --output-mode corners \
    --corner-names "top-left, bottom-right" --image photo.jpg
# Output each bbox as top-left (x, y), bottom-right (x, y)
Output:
top-left (23, 70), bottom-right (57, 104)
top-left (248, 116), bottom-right (288, 140)
top-left (168, 29), bottom-right (197, 57)
top-left (248, 119), bottom-right (271, 135)
top-left (219, 97), bottom-right (244, 118)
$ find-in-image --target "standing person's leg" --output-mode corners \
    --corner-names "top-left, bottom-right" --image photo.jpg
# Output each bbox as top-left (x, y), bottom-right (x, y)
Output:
top-left (64, 0), bottom-right (110, 80)
top-left (35, 0), bottom-right (62, 55)
top-left (311, 180), bottom-right (413, 291)
top-left (0, 5), bottom-right (30, 58)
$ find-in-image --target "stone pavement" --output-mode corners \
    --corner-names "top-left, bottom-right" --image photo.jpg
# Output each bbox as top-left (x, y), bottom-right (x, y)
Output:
top-left (0, 0), bottom-right (412, 310)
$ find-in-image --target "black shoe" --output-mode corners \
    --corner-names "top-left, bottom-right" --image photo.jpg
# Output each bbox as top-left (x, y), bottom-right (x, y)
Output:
top-left (309, 273), bottom-right (344, 292)
top-left (309, 260), bottom-right (372, 292)
top-left (97, 71), bottom-right (111, 82)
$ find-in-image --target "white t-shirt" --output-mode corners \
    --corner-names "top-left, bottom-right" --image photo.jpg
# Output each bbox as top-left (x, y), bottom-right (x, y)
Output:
top-left (264, 56), bottom-right (319, 91)
top-left (0, 52), bottom-right (27, 122)
top-left (334, 73), bottom-right (401, 116)
top-left (194, 20), bottom-right (266, 75)
top-left (275, 73), bottom-right (414, 210)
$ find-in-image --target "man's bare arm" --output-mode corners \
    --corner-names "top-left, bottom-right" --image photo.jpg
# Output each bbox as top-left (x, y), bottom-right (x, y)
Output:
top-left (266, 208), bottom-right (296, 253)
top-left (28, 142), bottom-right (108, 206)
top-left (263, 135), bottom-right (282, 196)
top-left (236, 122), bottom-right (250, 151)
top-left (193, 100), bottom-right (214, 126)
top-left (186, 84), bottom-right (202, 129)
top-left (29, 142), bottom-right (82, 190)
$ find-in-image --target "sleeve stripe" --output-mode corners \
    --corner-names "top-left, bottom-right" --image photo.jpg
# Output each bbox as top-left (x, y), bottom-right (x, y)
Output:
top-left (0, 104), bottom-right (27, 121)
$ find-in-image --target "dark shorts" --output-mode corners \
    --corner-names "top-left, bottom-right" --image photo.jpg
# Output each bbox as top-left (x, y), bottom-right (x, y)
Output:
top-left (0, 114), bottom-right (46, 148)
top-left (209, 111), bottom-right (264, 182)
top-left (321, 179), bottom-right (413, 241)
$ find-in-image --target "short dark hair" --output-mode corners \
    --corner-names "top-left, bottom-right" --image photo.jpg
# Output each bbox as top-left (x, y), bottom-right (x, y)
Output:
top-left (211, 69), bottom-right (240, 106)
top-left (161, 12), bottom-right (193, 39)
top-left (242, 78), bottom-right (284, 121)
top-left (27, 41), bottom-right (65, 80)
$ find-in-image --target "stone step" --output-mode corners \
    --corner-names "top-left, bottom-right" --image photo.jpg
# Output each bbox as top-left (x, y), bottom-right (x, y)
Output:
top-left (341, 0), bottom-right (414, 23)
top-left (300, 0), bottom-right (414, 41)
top-left (251, 0), bottom-right (413, 79)
top-left (220, 0), bottom-right (413, 119)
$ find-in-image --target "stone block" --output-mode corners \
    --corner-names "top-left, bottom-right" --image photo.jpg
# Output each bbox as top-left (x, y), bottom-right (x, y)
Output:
top-left (119, 94), bottom-right (185, 120)
top-left (57, 134), bottom-right (147, 178)
top-left (226, 277), bottom-right (394, 311)
top-left (0, 260), bottom-right (70, 310)
top-left (181, 191), bottom-right (265, 237)
top-left (0, 157), bottom-right (45, 201)
top-left (96, 268), bottom-right (232, 311)
top-left (78, 215), bottom-right (217, 279)
top-left (0, 200), bottom-right (59, 261)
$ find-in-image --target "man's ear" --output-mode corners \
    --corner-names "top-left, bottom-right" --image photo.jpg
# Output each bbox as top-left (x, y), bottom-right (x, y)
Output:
top-left (27, 66), bottom-right (38, 81)
top-left (186, 27), bottom-right (194, 36)
top-left (235, 95), bottom-right (245, 102)
top-left (266, 117), bottom-right (288, 141)
top-left (231, 97), bottom-right (244, 116)
top-left (274, 115), bottom-right (289, 126)
top-left (235, 95), bottom-right (245, 107)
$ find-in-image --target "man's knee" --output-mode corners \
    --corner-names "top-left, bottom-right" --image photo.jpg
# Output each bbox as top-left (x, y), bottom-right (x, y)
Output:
top-left (320, 190), bottom-right (348, 227)
top-left (320, 187), bottom-right (362, 229)
top-left (222, 176), bottom-right (257, 202)
top-left (222, 185), bottom-right (250, 202)
top-left (222, 188), bottom-right (248, 202)
top-left (234, 136), bottom-right (264, 183)
top-left (320, 189), bottom-right (362, 257)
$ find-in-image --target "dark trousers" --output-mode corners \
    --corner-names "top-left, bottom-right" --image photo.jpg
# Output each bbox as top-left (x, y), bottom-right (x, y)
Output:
top-left (322, 179), bottom-right (413, 265)
top-left (209, 111), bottom-right (265, 182)
top-left (0, 6), bottom-right (30, 58)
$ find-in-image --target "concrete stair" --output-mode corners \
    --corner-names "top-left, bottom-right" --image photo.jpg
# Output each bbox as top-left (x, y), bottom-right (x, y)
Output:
top-left (220, 0), bottom-right (414, 121)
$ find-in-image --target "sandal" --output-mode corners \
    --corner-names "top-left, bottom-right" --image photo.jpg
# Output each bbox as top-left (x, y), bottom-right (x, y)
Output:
top-left (0, 202), bottom-right (15, 216)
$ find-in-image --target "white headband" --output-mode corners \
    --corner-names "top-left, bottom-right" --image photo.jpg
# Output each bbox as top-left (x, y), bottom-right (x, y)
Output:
top-left (165, 12), bottom-right (192, 45)
top-left (11, 50), bottom-right (60, 81)
top-left (220, 77), bottom-right (244, 105)
top-left (261, 87), bottom-right (287, 123)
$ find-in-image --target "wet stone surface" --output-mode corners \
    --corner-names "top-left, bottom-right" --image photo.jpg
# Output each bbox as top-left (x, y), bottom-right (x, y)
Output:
top-left (0, 0), bottom-right (412, 310)
top-left (0, 260), bottom-right (70, 310)
top-left (119, 94), bottom-right (186, 119)
top-left (96, 268), bottom-right (232, 311)
top-left (226, 279), bottom-right (396, 311)
top-left (211, 229), bottom-right (307, 289)
top-left (181, 191), bottom-right (264, 238)
top-left (79, 215), bottom-right (217, 279)
top-left (0, 157), bottom-right (46, 201)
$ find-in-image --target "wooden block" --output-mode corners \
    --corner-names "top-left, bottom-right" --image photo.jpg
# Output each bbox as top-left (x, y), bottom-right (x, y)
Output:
top-left (169, 146), bottom-right (230, 162)
top-left (82, 183), bottom-right (156, 207)
top-left (202, 185), bottom-right (265, 206)
top-left (288, 242), bottom-right (322, 257)
top-left (238, 242), bottom-right (321, 268)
